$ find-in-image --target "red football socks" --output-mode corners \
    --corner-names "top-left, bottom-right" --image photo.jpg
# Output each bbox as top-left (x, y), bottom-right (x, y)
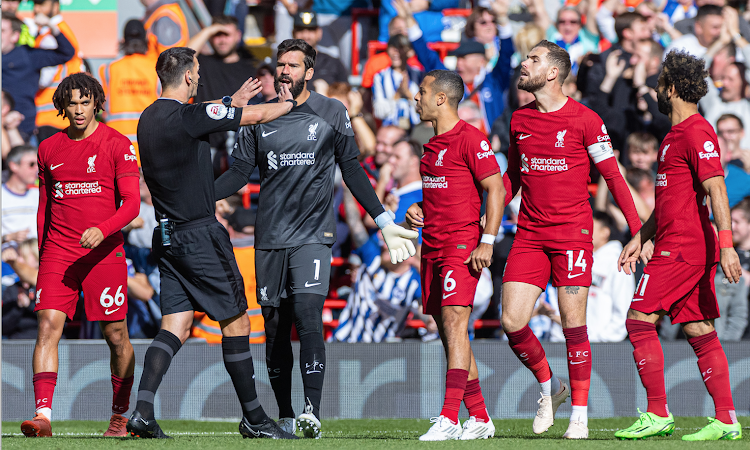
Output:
top-left (688, 331), bottom-right (737, 424)
top-left (463, 378), bottom-right (490, 422)
top-left (440, 369), bottom-right (468, 424)
top-left (626, 319), bottom-right (669, 417)
top-left (33, 372), bottom-right (57, 412)
top-left (111, 374), bottom-right (134, 415)
top-left (506, 325), bottom-right (552, 383)
top-left (563, 326), bottom-right (591, 407)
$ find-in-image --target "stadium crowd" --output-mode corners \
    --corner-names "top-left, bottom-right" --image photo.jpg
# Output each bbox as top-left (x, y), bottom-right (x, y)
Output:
top-left (3, 0), bottom-right (750, 343)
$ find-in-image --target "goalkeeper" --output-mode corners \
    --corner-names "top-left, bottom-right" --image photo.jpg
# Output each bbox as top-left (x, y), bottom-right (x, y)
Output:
top-left (214, 39), bottom-right (417, 439)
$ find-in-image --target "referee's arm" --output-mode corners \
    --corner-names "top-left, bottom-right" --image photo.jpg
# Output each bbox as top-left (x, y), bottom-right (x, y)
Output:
top-left (215, 126), bottom-right (257, 200)
top-left (238, 83), bottom-right (295, 126)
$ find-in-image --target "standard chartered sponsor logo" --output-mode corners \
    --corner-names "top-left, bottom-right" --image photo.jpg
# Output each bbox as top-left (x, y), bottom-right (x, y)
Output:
top-left (530, 157), bottom-right (568, 172)
top-left (422, 175), bottom-right (448, 188)
top-left (60, 181), bottom-right (102, 196)
top-left (280, 152), bottom-right (316, 166)
top-left (656, 173), bottom-right (667, 187)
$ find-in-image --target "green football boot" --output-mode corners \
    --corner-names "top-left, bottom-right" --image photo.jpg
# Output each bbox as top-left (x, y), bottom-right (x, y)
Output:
top-left (682, 417), bottom-right (742, 441)
top-left (615, 409), bottom-right (675, 440)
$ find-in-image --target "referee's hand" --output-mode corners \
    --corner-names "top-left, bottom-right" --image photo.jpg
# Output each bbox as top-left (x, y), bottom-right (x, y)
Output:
top-left (232, 77), bottom-right (262, 106)
top-left (80, 227), bottom-right (104, 249)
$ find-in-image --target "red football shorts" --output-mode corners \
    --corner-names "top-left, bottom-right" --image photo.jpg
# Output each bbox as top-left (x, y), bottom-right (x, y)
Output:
top-left (503, 239), bottom-right (593, 290)
top-left (36, 259), bottom-right (128, 321)
top-left (631, 257), bottom-right (718, 324)
top-left (421, 256), bottom-right (481, 315)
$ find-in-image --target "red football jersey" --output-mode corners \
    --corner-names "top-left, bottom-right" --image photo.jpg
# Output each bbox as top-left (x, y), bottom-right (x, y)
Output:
top-left (654, 114), bottom-right (723, 265)
top-left (420, 120), bottom-right (500, 259)
top-left (506, 98), bottom-right (637, 242)
top-left (37, 123), bottom-right (139, 264)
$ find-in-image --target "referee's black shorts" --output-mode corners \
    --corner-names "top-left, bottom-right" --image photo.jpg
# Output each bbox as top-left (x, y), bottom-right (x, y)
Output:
top-left (153, 216), bottom-right (247, 321)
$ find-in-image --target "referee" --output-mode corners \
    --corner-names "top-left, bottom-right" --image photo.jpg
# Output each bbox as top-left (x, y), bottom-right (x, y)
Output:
top-left (214, 39), bottom-right (418, 438)
top-left (126, 47), bottom-right (296, 440)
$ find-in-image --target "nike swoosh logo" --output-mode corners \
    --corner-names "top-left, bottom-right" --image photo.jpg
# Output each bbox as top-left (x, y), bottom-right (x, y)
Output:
top-left (703, 376), bottom-right (711, 382)
top-left (518, 134), bottom-right (532, 140)
top-left (262, 130), bottom-right (278, 137)
top-left (306, 370), bottom-right (321, 374)
top-left (248, 428), bottom-right (261, 437)
top-left (570, 360), bottom-right (587, 365)
top-left (268, 375), bottom-right (279, 379)
top-left (567, 273), bottom-right (584, 279)
top-left (632, 298), bottom-right (644, 302)
top-left (304, 282), bottom-right (321, 287)
top-left (442, 292), bottom-right (457, 300)
top-left (50, 163), bottom-right (64, 170)
top-left (105, 307), bottom-right (120, 315)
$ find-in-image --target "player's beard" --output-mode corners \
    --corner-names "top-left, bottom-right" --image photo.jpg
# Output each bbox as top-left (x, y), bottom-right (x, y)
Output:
top-left (657, 87), bottom-right (671, 116)
top-left (275, 74), bottom-right (305, 99)
top-left (517, 72), bottom-right (546, 93)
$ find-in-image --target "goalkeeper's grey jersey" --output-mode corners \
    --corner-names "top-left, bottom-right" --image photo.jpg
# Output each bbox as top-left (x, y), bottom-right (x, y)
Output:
top-left (233, 91), bottom-right (360, 250)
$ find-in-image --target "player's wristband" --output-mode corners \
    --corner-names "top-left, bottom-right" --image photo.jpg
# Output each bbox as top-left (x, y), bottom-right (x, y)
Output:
top-left (719, 230), bottom-right (733, 249)
top-left (481, 234), bottom-right (496, 245)
top-left (374, 210), bottom-right (395, 229)
top-left (285, 99), bottom-right (297, 108)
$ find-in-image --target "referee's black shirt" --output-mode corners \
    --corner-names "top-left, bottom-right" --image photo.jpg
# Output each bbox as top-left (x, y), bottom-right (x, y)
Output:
top-left (138, 99), bottom-right (242, 223)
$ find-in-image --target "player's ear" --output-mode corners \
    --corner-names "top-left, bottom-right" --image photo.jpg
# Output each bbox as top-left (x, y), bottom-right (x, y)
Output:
top-left (305, 67), bottom-right (314, 81)
top-left (436, 91), bottom-right (446, 107)
top-left (547, 66), bottom-right (558, 83)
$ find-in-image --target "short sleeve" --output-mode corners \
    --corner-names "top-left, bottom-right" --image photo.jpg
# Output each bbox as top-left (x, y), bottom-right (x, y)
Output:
top-left (113, 135), bottom-right (140, 180)
top-left (233, 126), bottom-right (257, 166)
top-left (464, 132), bottom-right (500, 182)
top-left (583, 111), bottom-right (615, 164)
top-left (686, 131), bottom-right (724, 183)
top-left (181, 103), bottom-right (242, 139)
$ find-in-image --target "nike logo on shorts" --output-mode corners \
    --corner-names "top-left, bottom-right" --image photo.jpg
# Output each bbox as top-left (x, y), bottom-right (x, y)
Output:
top-left (305, 282), bottom-right (321, 288)
top-left (567, 272), bottom-right (584, 279)
top-left (51, 163), bottom-right (64, 170)
top-left (442, 292), bottom-right (457, 300)
top-left (105, 307), bottom-right (120, 315)
top-left (518, 134), bottom-right (532, 140)
top-left (570, 360), bottom-right (587, 365)
top-left (632, 298), bottom-right (644, 302)
top-left (262, 130), bottom-right (278, 137)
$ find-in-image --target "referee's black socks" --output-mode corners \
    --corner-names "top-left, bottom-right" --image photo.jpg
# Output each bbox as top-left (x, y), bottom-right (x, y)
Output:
top-left (135, 329), bottom-right (183, 420)
top-left (222, 336), bottom-right (268, 424)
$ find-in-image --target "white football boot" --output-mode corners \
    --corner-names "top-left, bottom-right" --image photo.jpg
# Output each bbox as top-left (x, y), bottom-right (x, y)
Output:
top-left (277, 417), bottom-right (296, 435)
top-left (419, 415), bottom-right (462, 441)
top-left (532, 380), bottom-right (570, 434)
top-left (297, 399), bottom-right (321, 439)
top-left (562, 420), bottom-right (589, 439)
top-left (459, 413), bottom-right (495, 440)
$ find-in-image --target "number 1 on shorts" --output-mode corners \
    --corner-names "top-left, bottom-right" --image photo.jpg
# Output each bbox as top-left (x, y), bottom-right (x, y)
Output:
top-left (313, 259), bottom-right (320, 281)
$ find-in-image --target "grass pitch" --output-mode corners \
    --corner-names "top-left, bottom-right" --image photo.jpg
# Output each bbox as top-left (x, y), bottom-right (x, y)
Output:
top-left (1, 417), bottom-right (747, 448)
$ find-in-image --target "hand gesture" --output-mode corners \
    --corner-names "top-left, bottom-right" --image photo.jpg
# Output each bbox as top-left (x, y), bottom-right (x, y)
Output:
top-left (210, 23), bottom-right (236, 37)
top-left (605, 50), bottom-right (627, 79)
top-left (465, 243), bottom-right (493, 272)
top-left (724, 6), bottom-right (740, 37)
top-left (491, 0), bottom-right (510, 23)
top-left (278, 83), bottom-right (294, 102)
top-left (398, 73), bottom-right (412, 98)
top-left (232, 77), bottom-right (262, 107)
top-left (3, 111), bottom-right (24, 129)
top-left (405, 202), bottom-right (424, 231)
top-left (348, 89), bottom-right (363, 117)
top-left (721, 247), bottom-right (742, 283)
top-left (618, 234), bottom-right (642, 275)
top-left (1, 246), bottom-right (19, 263)
top-left (34, 12), bottom-right (50, 28)
top-left (393, 0), bottom-right (414, 20)
top-left (80, 227), bottom-right (104, 249)
top-left (3, 229), bottom-right (29, 243)
top-left (129, 217), bottom-right (145, 230)
top-left (633, 59), bottom-right (647, 88)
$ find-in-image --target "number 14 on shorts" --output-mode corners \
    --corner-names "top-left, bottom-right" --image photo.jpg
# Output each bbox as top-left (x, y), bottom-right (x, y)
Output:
top-left (100, 285), bottom-right (125, 315)
top-left (567, 250), bottom-right (587, 278)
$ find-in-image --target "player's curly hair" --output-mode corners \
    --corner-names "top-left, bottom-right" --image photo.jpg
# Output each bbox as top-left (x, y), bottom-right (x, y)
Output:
top-left (660, 50), bottom-right (708, 104)
top-left (52, 72), bottom-right (106, 117)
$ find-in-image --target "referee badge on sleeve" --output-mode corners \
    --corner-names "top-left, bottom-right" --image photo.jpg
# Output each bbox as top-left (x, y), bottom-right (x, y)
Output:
top-left (206, 104), bottom-right (228, 120)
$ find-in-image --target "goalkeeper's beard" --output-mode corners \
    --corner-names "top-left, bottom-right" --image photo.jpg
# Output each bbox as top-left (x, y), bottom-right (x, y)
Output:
top-left (275, 74), bottom-right (305, 100)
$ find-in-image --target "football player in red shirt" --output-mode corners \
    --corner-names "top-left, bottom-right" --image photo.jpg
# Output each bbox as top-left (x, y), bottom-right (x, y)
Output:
top-left (615, 50), bottom-right (742, 441)
top-left (406, 70), bottom-right (505, 440)
top-left (501, 41), bottom-right (642, 439)
top-left (20, 73), bottom-right (140, 438)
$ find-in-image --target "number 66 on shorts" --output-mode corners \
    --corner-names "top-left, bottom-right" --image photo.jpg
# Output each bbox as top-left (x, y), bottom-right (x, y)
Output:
top-left (421, 257), bottom-right (481, 315)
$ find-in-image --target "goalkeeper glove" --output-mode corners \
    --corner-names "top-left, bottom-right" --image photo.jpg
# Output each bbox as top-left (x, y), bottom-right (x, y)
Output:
top-left (375, 210), bottom-right (418, 264)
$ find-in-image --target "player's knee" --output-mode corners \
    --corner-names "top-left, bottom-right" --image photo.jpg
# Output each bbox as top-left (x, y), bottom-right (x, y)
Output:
top-left (36, 316), bottom-right (63, 342)
top-left (500, 314), bottom-right (521, 334)
top-left (103, 323), bottom-right (129, 348)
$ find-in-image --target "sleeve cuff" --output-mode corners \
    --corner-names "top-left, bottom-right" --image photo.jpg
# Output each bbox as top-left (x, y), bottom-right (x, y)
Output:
top-left (408, 25), bottom-right (423, 42)
top-left (498, 24), bottom-right (513, 40)
top-left (49, 15), bottom-right (64, 27)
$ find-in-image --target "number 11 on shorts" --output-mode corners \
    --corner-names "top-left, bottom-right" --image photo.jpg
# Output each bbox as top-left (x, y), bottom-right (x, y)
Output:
top-left (566, 250), bottom-right (587, 272)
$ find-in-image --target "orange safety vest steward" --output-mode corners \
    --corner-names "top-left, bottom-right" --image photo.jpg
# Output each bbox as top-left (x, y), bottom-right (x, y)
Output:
top-left (143, 2), bottom-right (189, 55)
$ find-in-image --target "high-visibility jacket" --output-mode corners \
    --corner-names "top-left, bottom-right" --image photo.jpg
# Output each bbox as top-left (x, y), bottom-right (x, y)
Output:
top-left (191, 245), bottom-right (266, 344)
top-left (99, 53), bottom-right (160, 162)
top-left (34, 20), bottom-right (85, 130)
top-left (143, 2), bottom-right (189, 55)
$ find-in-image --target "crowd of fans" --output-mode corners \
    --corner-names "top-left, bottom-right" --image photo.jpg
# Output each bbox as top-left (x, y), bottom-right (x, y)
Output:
top-left (3, 0), bottom-right (750, 342)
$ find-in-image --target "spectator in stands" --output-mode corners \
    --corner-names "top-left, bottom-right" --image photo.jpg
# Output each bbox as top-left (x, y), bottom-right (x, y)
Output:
top-left (373, 125), bottom-right (406, 202)
top-left (626, 132), bottom-right (659, 173)
top-left (292, 11), bottom-right (348, 93)
top-left (2, 238), bottom-right (39, 339)
top-left (731, 197), bottom-right (750, 283)
top-left (362, 16), bottom-right (422, 90)
top-left (125, 257), bottom-right (160, 339)
top-left (2, 146), bottom-right (39, 244)
top-left (379, 0), bottom-right (458, 44)
top-left (124, 171), bottom-right (158, 275)
top-left (274, 0), bottom-right (308, 47)
top-left (661, 0), bottom-right (698, 26)
top-left (30, 0), bottom-right (86, 143)
top-left (675, 0), bottom-right (750, 41)
top-left (372, 35), bottom-right (422, 130)
top-left (395, 0), bottom-right (513, 136)
top-left (713, 264), bottom-right (749, 340)
top-left (1, 11), bottom-right (74, 140)
top-left (625, 167), bottom-right (656, 213)
top-left (255, 59), bottom-right (281, 103)
top-left (2, 90), bottom-right (25, 162)
top-left (721, 132), bottom-right (750, 207)
top-left (530, 0), bottom-right (600, 75)
top-left (141, 0), bottom-right (189, 54)
top-left (100, 20), bottom-right (159, 158)
top-left (717, 114), bottom-right (750, 173)
top-left (326, 82), bottom-right (376, 157)
top-left (458, 101), bottom-right (485, 132)
top-left (188, 15), bottom-right (257, 172)
top-left (665, 5), bottom-right (723, 58)
top-left (387, 140), bottom-right (422, 224)
top-left (465, 4), bottom-right (503, 70)
top-left (702, 62), bottom-right (750, 149)
top-left (586, 211), bottom-right (634, 342)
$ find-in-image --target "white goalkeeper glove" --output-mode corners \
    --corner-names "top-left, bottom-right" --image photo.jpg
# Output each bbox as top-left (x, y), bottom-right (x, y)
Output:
top-left (375, 210), bottom-right (418, 264)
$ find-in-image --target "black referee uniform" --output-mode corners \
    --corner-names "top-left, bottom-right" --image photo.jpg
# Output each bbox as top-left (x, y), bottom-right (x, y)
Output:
top-left (215, 91), bottom-right (386, 424)
top-left (139, 99), bottom-right (246, 320)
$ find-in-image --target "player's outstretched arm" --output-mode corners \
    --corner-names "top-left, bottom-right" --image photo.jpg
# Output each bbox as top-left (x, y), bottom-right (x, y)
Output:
top-left (618, 211), bottom-right (656, 275)
top-left (238, 84), bottom-right (294, 126)
top-left (465, 173), bottom-right (504, 272)
top-left (596, 156), bottom-right (642, 235)
top-left (405, 202), bottom-right (424, 231)
top-left (704, 175), bottom-right (742, 283)
top-left (80, 176), bottom-right (140, 250)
